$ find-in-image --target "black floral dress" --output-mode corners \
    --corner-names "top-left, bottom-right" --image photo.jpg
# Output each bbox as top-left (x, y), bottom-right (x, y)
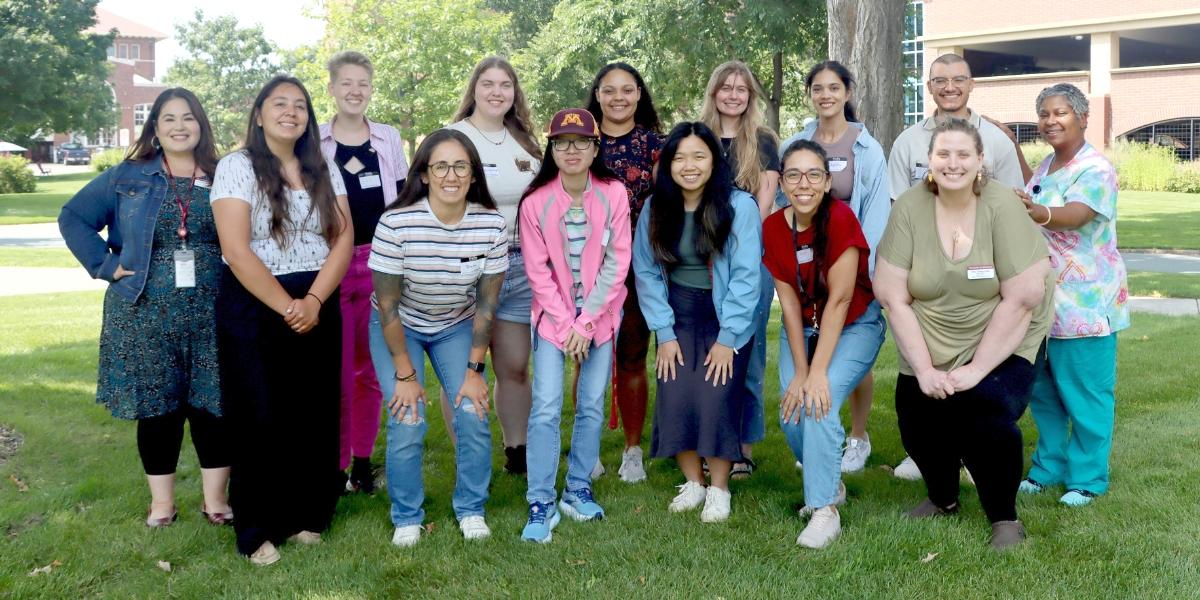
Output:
top-left (97, 177), bottom-right (222, 419)
top-left (600, 124), bottom-right (662, 227)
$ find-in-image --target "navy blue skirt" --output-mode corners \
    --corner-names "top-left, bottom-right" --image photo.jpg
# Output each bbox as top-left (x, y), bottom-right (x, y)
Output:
top-left (650, 284), bottom-right (750, 461)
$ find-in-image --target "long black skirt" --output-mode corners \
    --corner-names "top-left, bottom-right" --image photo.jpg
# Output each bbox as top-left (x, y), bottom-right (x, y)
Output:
top-left (650, 283), bottom-right (749, 462)
top-left (216, 267), bottom-right (342, 556)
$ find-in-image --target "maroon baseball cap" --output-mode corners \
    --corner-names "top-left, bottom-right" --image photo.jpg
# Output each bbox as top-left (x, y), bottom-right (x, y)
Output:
top-left (546, 108), bottom-right (599, 138)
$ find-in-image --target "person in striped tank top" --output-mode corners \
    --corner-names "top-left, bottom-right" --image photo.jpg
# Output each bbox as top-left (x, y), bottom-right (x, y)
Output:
top-left (517, 109), bottom-right (631, 543)
top-left (367, 129), bottom-right (508, 547)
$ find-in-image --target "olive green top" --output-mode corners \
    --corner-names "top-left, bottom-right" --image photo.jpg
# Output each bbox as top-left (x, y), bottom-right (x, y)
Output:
top-left (878, 182), bottom-right (1054, 376)
top-left (669, 210), bottom-right (713, 290)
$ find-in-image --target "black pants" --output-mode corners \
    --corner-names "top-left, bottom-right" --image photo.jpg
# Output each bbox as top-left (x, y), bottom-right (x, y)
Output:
top-left (218, 268), bottom-right (342, 556)
top-left (896, 353), bottom-right (1035, 523)
top-left (137, 404), bottom-right (230, 475)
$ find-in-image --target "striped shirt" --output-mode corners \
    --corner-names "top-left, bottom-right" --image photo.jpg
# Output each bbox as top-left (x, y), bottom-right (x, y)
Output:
top-left (369, 198), bottom-right (508, 333)
top-left (565, 204), bottom-right (588, 307)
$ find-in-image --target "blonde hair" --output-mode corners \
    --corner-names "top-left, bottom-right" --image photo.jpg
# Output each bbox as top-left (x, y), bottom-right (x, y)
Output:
top-left (452, 56), bottom-right (540, 158)
top-left (327, 50), bottom-right (373, 81)
top-left (699, 61), bottom-right (778, 193)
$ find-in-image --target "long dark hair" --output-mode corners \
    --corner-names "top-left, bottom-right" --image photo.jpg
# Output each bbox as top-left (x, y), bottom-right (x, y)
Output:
top-left (390, 128), bottom-right (495, 211)
top-left (126, 87), bottom-right (217, 176)
top-left (586, 62), bottom-right (661, 133)
top-left (780, 139), bottom-right (835, 301)
top-left (648, 122), bottom-right (734, 265)
top-left (516, 135), bottom-right (620, 236)
top-left (244, 75), bottom-right (339, 247)
top-left (451, 56), bottom-right (541, 157)
top-left (805, 60), bottom-right (858, 123)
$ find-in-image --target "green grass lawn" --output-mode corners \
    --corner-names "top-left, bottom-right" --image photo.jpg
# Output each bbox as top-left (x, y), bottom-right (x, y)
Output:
top-left (0, 173), bottom-right (94, 225)
top-left (2, 292), bottom-right (1199, 598)
top-left (1126, 272), bottom-right (1200, 299)
top-left (0, 247), bottom-right (79, 268)
top-left (1117, 191), bottom-right (1200, 251)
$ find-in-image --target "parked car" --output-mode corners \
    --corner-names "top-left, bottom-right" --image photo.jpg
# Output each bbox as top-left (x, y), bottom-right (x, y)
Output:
top-left (57, 143), bottom-right (90, 165)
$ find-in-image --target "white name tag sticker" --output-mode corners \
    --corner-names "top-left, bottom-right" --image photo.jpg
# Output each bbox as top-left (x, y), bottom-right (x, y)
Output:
top-left (195, 178), bottom-right (212, 189)
top-left (796, 247), bottom-right (814, 264)
top-left (910, 165), bottom-right (929, 184)
top-left (967, 265), bottom-right (996, 280)
top-left (174, 249), bottom-right (196, 288)
top-left (601, 229), bottom-right (611, 247)
top-left (358, 172), bottom-right (382, 189)
top-left (828, 157), bottom-right (848, 172)
top-left (483, 163), bottom-right (500, 176)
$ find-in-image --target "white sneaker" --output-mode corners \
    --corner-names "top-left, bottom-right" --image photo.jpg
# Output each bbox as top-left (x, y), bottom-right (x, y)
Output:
top-left (799, 480), bottom-right (847, 518)
top-left (840, 434), bottom-right (871, 472)
top-left (618, 446), bottom-right (647, 483)
top-left (591, 458), bottom-right (605, 479)
top-left (700, 486), bottom-right (731, 523)
top-left (392, 525), bottom-right (421, 547)
top-left (893, 456), bottom-right (922, 480)
top-left (795, 460), bottom-right (804, 470)
top-left (797, 506), bottom-right (841, 548)
top-left (458, 515), bottom-right (490, 540)
top-left (668, 480), bottom-right (707, 513)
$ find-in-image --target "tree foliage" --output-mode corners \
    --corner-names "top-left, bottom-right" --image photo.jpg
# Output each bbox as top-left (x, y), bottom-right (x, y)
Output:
top-left (166, 10), bottom-right (280, 151)
top-left (0, 0), bottom-right (115, 145)
top-left (295, 0), bottom-right (510, 155)
top-left (513, 0), bottom-right (825, 134)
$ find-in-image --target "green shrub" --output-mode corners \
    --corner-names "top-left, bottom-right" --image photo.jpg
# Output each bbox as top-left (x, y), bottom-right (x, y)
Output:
top-left (1020, 142), bottom-right (1053, 170)
top-left (0, 154), bottom-right (37, 193)
top-left (92, 148), bottom-right (127, 173)
top-left (1110, 141), bottom-right (1177, 191)
top-left (1167, 161), bottom-right (1200, 194)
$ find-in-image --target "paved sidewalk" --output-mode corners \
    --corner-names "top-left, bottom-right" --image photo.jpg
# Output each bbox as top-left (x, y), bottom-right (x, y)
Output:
top-left (0, 223), bottom-right (70, 248)
top-left (0, 267), bottom-right (106, 297)
top-left (1123, 252), bottom-right (1200, 275)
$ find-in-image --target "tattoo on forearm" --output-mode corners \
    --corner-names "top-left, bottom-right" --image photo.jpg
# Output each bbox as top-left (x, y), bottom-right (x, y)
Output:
top-left (372, 271), bottom-right (407, 356)
top-left (471, 272), bottom-right (504, 350)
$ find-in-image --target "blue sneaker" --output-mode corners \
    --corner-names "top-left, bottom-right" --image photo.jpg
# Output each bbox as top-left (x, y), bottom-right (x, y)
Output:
top-left (559, 487), bottom-right (605, 522)
top-left (521, 501), bottom-right (560, 543)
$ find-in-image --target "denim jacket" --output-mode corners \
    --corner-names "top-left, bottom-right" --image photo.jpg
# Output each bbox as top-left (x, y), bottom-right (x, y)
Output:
top-left (777, 121), bottom-right (891, 276)
top-left (59, 158), bottom-right (172, 301)
top-left (633, 189), bottom-right (762, 349)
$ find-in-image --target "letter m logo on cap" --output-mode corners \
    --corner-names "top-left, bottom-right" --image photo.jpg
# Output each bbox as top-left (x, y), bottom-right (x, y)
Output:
top-left (561, 113), bottom-right (585, 128)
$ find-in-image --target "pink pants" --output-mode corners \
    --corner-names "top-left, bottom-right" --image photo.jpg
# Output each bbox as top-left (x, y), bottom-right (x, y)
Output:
top-left (339, 245), bottom-right (383, 470)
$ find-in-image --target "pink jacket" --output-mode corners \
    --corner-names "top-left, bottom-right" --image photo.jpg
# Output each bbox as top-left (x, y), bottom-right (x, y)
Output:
top-left (318, 117), bottom-right (409, 208)
top-left (519, 173), bottom-right (631, 350)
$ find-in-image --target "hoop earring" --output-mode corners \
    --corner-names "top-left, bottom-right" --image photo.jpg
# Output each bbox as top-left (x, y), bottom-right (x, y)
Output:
top-left (976, 171), bottom-right (983, 184)
top-left (925, 171), bottom-right (934, 184)
top-left (151, 137), bottom-right (161, 150)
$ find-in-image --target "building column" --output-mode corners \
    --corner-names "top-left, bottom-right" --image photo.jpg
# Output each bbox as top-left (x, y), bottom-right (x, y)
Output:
top-left (1088, 33), bottom-right (1119, 148)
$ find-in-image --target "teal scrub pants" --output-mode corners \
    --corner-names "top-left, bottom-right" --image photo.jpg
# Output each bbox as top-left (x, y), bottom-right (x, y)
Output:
top-left (1027, 333), bottom-right (1118, 495)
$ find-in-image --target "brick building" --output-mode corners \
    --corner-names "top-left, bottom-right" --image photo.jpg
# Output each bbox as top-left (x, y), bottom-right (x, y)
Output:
top-left (906, 1), bottom-right (1200, 160)
top-left (57, 8), bottom-right (167, 151)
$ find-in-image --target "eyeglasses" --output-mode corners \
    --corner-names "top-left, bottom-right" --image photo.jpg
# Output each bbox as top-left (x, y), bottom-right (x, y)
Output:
top-left (930, 76), bottom-right (970, 89)
top-left (551, 138), bottom-right (596, 152)
top-left (781, 169), bottom-right (829, 185)
top-left (428, 161), bottom-right (471, 178)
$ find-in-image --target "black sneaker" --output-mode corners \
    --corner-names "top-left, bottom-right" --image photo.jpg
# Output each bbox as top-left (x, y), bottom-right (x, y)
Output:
top-left (504, 445), bottom-right (527, 474)
top-left (348, 457), bottom-right (376, 494)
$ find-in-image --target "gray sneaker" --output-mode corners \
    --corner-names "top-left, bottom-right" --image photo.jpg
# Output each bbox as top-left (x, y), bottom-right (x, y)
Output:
top-left (840, 434), bottom-right (871, 473)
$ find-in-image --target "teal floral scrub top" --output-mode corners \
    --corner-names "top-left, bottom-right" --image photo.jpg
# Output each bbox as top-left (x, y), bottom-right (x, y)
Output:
top-left (1026, 142), bottom-right (1130, 339)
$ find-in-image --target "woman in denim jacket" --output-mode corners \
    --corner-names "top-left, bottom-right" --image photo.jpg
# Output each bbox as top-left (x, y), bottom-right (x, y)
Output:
top-left (58, 88), bottom-right (232, 528)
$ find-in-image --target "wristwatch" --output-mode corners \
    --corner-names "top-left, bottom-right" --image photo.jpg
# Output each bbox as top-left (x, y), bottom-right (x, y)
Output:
top-left (467, 361), bottom-right (486, 373)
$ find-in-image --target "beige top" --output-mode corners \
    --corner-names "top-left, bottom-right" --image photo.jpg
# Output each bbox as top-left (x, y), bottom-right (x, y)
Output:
top-left (878, 182), bottom-right (1053, 376)
top-left (887, 109), bottom-right (1024, 199)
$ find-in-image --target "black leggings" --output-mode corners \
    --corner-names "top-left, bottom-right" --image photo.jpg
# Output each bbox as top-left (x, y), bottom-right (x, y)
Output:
top-left (895, 353), bottom-right (1035, 523)
top-left (137, 404), bottom-right (231, 476)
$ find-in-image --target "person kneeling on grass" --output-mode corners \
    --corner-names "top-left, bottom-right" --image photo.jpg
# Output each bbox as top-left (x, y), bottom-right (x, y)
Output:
top-left (764, 140), bottom-right (885, 548)
top-left (517, 108), bottom-right (631, 542)
top-left (368, 129), bottom-right (507, 547)
top-left (633, 122), bottom-right (761, 523)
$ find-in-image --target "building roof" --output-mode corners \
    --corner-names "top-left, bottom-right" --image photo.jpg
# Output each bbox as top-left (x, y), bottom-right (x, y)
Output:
top-left (87, 8), bottom-right (167, 40)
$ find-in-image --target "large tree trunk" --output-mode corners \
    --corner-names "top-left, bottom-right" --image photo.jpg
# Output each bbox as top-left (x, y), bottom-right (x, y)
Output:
top-left (826, 0), bottom-right (905, 154)
top-left (766, 51), bottom-right (783, 134)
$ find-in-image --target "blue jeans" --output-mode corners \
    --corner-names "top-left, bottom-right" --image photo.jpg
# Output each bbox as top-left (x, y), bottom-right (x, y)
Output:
top-left (526, 334), bottom-right (613, 504)
top-left (369, 314), bottom-right (492, 526)
top-left (740, 265), bottom-right (774, 445)
top-left (778, 301), bottom-right (884, 507)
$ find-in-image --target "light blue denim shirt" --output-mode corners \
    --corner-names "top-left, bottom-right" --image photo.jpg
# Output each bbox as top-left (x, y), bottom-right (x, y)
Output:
top-left (633, 189), bottom-right (762, 349)
top-left (59, 158), bottom-right (172, 301)
top-left (777, 121), bottom-right (890, 276)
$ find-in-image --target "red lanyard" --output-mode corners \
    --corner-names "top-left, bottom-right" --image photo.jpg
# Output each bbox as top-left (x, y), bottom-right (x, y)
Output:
top-left (790, 208), bottom-right (820, 330)
top-left (162, 156), bottom-right (197, 244)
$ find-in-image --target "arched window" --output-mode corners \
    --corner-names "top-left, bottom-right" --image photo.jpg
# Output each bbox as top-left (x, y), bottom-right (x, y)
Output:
top-left (1004, 122), bottom-right (1040, 144)
top-left (1121, 118), bottom-right (1199, 161)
